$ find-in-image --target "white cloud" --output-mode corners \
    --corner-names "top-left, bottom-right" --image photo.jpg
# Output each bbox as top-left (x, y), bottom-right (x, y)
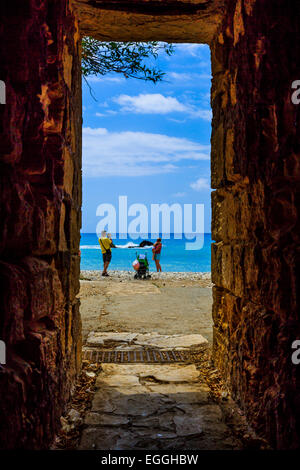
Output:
top-left (190, 109), bottom-right (212, 120)
top-left (83, 127), bottom-right (210, 177)
top-left (190, 177), bottom-right (210, 191)
top-left (113, 93), bottom-right (212, 121)
top-left (86, 75), bottom-right (124, 83)
top-left (84, 127), bottom-right (108, 136)
top-left (169, 72), bottom-right (211, 82)
top-left (176, 44), bottom-right (207, 56)
top-left (168, 118), bottom-right (187, 124)
top-left (114, 93), bottom-right (187, 114)
top-left (95, 109), bottom-right (118, 117)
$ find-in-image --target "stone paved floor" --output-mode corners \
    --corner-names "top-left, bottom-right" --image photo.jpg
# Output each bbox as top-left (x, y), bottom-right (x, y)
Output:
top-left (75, 291), bottom-right (255, 452)
top-left (79, 361), bottom-right (243, 450)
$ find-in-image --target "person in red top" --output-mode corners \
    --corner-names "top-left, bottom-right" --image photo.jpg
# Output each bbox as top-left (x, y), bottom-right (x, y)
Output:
top-left (152, 238), bottom-right (162, 272)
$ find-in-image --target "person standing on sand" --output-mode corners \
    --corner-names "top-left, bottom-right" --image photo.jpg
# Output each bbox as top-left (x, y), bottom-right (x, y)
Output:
top-left (99, 230), bottom-right (116, 276)
top-left (152, 238), bottom-right (162, 272)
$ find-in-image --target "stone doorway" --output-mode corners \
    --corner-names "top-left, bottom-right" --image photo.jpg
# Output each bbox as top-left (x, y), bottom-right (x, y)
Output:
top-left (72, 0), bottom-right (300, 449)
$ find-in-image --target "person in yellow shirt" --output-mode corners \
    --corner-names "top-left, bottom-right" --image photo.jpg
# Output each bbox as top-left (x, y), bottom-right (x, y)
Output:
top-left (99, 230), bottom-right (116, 276)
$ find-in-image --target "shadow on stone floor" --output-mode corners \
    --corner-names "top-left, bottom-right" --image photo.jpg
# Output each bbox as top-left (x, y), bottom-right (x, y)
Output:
top-left (79, 363), bottom-right (243, 450)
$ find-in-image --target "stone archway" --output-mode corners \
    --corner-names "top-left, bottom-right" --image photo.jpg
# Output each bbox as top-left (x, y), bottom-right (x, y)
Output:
top-left (0, 0), bottom-right (299, 450)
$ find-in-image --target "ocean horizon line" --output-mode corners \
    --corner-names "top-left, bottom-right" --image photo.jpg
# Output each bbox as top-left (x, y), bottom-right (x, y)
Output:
top-left (80, 232), bottom-right (212, 235)
top-left (80, 233), bottom-right (212, 272)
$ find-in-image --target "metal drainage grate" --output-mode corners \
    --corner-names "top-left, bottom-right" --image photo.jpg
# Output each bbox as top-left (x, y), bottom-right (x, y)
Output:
top-left (83, 349), bottom-right (187, 363)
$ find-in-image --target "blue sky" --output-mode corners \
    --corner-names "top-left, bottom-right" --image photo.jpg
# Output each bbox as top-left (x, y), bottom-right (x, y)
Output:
top-left (82, 43), bottom-right (212, 234)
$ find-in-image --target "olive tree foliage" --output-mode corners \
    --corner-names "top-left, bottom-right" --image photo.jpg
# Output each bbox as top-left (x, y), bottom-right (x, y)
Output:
top-left (82, 38), bottom-right (174, 90)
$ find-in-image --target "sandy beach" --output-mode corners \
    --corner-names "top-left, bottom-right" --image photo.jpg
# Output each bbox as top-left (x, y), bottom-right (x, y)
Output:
top-left (79, 270), bottom-right (213, 344)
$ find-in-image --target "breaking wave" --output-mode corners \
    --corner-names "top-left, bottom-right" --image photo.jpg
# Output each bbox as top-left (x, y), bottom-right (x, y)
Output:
top-left (80, 242), bottom-right (152, 250)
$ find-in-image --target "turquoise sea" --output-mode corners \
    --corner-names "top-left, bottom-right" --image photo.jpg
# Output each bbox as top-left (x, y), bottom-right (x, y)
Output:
top-left (80, 233), bottom-right (212, 272)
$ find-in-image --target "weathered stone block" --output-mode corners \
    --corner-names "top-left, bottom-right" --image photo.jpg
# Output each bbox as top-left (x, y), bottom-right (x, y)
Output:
top-left (211, 0), bottom-right (300, 449)
top-left (0, 0), bottom-right (82, 449)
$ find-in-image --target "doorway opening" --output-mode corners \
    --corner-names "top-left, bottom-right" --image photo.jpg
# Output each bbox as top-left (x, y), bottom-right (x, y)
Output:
top-left (79, 41), bottom-right (213, 344)
top-left (62, 33), bottom-right (265, 450)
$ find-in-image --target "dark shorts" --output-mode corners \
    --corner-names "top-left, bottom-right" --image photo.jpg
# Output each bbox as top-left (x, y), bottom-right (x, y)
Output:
top-left (102, 250), bottom-right (112, 263)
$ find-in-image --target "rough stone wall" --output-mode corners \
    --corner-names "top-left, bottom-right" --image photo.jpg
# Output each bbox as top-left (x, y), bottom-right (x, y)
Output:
top-left (73, 0), bottom-right (225, 43)
top-left (211, 0), bottom-right (300, 449)
top-left (0, 0), bottom-right (82, 449)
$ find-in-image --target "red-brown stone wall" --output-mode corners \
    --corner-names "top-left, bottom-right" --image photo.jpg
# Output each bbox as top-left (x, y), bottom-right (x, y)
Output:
top-left (0, 0), bottom-right (82, 449)
top-left (211, 0), bottom-right (300, 449)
